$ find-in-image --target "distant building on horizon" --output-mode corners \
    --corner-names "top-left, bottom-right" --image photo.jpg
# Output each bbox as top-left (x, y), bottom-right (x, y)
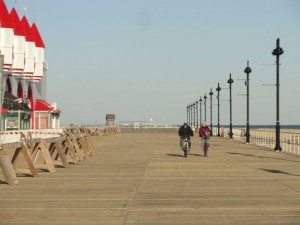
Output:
top-left (106, 114), bottom-right (115, 127)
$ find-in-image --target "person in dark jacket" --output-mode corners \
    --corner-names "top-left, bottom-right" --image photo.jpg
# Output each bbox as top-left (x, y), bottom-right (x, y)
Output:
top-left (199, 120), bottom-right (211, 156)
top-left (178, 122), bottom-right (194, 148)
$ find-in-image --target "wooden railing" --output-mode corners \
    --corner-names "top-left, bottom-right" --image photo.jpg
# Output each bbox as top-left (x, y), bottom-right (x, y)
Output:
top-left (0, 126), bottom-right (120, 185)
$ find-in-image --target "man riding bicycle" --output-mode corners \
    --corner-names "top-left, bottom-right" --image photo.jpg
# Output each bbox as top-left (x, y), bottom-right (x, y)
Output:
top-left (178, 122), bottom-right (194, 149)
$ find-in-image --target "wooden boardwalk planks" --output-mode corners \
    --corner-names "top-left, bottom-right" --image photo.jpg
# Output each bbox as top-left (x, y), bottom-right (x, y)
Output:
top-left (0, 131), bottom-right (300, 225)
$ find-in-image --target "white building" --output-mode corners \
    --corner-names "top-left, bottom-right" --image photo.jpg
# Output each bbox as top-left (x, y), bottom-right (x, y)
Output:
top-left (0, 0), bottom-right (60, 130)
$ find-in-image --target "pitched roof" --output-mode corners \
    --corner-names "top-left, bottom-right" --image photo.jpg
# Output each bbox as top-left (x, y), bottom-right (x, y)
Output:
top-left (0, 0), bottom-right (13, 28)
top-left (31, 23), bottom-right (45, 48)
top-left (20, 15), bottom-right (35, 42)
top-left (9, 7), bottom-right (25, 36)
top-left (106, 114), bottom-right (116, 120)
top-left (35, 99), bottom-right (61, 113)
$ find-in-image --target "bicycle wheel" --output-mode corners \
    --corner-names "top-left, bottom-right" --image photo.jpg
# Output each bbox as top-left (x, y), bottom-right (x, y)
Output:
top-left (204, 142), bottom-right (208, 157)
top-left (183, 143), bottom-right (188, 157)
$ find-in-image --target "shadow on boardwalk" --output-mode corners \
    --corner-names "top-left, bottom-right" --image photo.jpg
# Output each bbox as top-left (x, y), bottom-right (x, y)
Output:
top-left (227, 151), bottom-right (300, 163)
top-left (0, 131), bottom-right (300, 225)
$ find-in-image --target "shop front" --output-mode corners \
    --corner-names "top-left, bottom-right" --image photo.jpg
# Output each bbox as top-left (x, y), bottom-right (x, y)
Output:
top-left (1, 92), bottom-right (32, 131)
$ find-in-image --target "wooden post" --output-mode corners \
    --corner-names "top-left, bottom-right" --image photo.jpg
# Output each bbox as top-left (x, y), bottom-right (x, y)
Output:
top-left (31, 141), bottom-right (56, 173)
top-left (78, 137), bottom-right (89, 158)
top-left (71, 139), bottom-right (84, 161)
top-left (11, 142), bottom-right (38, 177)
top-left (0, 150), bottom-right (19, 185)
top-left (53, 141), bottom-right (70, 168)
top-left (64, 138), bottom-right (79, 164)
top-left (85, 134), bottom-right (96, 155)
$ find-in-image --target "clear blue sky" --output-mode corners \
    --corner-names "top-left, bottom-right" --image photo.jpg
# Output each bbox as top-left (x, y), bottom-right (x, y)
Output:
top-left (6, 0), bottom-right (300, 125)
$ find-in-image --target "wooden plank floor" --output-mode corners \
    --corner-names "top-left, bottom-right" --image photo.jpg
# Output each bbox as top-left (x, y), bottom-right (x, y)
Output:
top-left (1, 131), bottom-right (300, 225)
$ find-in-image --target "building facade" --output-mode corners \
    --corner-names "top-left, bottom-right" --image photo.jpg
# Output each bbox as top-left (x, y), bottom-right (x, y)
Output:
top-left (0, 0), bottom-right (60, 131)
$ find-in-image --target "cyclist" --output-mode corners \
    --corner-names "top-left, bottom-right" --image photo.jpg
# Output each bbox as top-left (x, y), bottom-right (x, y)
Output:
top-left (199, 120), bottom-right (211, 156)
top-left (178, 122), bottom-right (194, 149)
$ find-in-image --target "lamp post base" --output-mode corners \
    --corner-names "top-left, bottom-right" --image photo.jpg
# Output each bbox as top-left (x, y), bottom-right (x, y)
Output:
top-left (246, 134), bottom-right (250, 144)
top-left (274, 145), bottom-right (282, 152)
top-left (274, 123), bottom-right (281, 151)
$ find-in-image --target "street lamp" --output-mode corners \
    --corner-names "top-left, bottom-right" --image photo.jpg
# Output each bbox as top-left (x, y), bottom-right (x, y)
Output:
top-left (190, 102), bottom-right (193, 127)
top-left (227, 73), bottom-right (234, 139)
top-left (186, 105), bottom-right (189, 125)
top-left (191, 102), bottom-right (194, 127)
top-left (244, 60), bottom-right (252, 143)
top-left (192, 103), bottom-right (193, 125)
top-left (189, 103), bottom-right (192, 126)
top-left (209, 88), bottom-right (213, 136)
top-left (216, 83), bottom-right (221, 136)
top-left (193, 102), bottom-right (196, 127)
top-left (196, 100), bottom-right (199, 128)
top-left (203, 94), bottom-right (207, 121)
top-left (187, 104), bottom-right (190, 126)
top-left (272, 38), bottom-right (284, 151)
top-left (199, 97), bottom-right (202, 125)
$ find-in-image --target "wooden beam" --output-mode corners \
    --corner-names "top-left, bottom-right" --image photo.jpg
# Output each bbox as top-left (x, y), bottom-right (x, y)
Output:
top-left (85, 134), bottom-right (96, 155)
top-left (11, 142), bottom-right (38, 177)
top-left (54, 141), bottom-right (70, 168)
top-left (38, 141), bottom-right (56, 173)
top-left (78, 137), bottom-right (90, 158)
top-left (0, 150), bottom-right (19, 185)
top-left (71, 139), bottom-right (84, 161)
top-left (64, 138), bottom-right (79, 164)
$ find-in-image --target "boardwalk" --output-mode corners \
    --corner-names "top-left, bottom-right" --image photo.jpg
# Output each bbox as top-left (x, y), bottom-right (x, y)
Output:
top-left (1, 130), bottom-right (300, 225)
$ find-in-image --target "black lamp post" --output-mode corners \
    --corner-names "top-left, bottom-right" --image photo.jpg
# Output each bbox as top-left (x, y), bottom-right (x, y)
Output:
top-left (191, 103), bottom-right (193, 125)
top-left (186, 105), bottom-right (189, 125)
top-left (188, 104), bottom-right (190, 126)
top-left (216, 83), bottom-right (221, 136)
top-left (189, 103), bottom-right (192, 126)
top-left (191, 102), bottom-right (195, 127)
top-left (203, 94), bottom-right (207, 121)
top-left (194, 101), bottom-right (197, 127)
top-left (196, 100), bottom-right (199, 127)
top-left (244, 61), bottom-right (252, 143)
top-left (199, 97), bottom-right (202, 125)
top-left (209, 88), bottom-right (213, 136)
top-left (272, 38), bottom-right (284, 151)
top-left (193, 102), bottom-right (196, 127)
top-left (190, 103), bottom-right (193, 127)
top-left (227, 73), bottom-right (234, 139)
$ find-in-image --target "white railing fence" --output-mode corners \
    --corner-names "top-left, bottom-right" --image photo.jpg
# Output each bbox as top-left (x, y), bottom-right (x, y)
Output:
top-left (212, 127), bottom-right (300, 156)
top-left (0, 129), bottom-right (64, 144)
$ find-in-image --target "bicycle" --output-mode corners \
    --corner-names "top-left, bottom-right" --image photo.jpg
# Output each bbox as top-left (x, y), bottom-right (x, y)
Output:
top-left (181, 136), bottom-right (190, 157)
top-left (203, 137), bottom-right (209, 157)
